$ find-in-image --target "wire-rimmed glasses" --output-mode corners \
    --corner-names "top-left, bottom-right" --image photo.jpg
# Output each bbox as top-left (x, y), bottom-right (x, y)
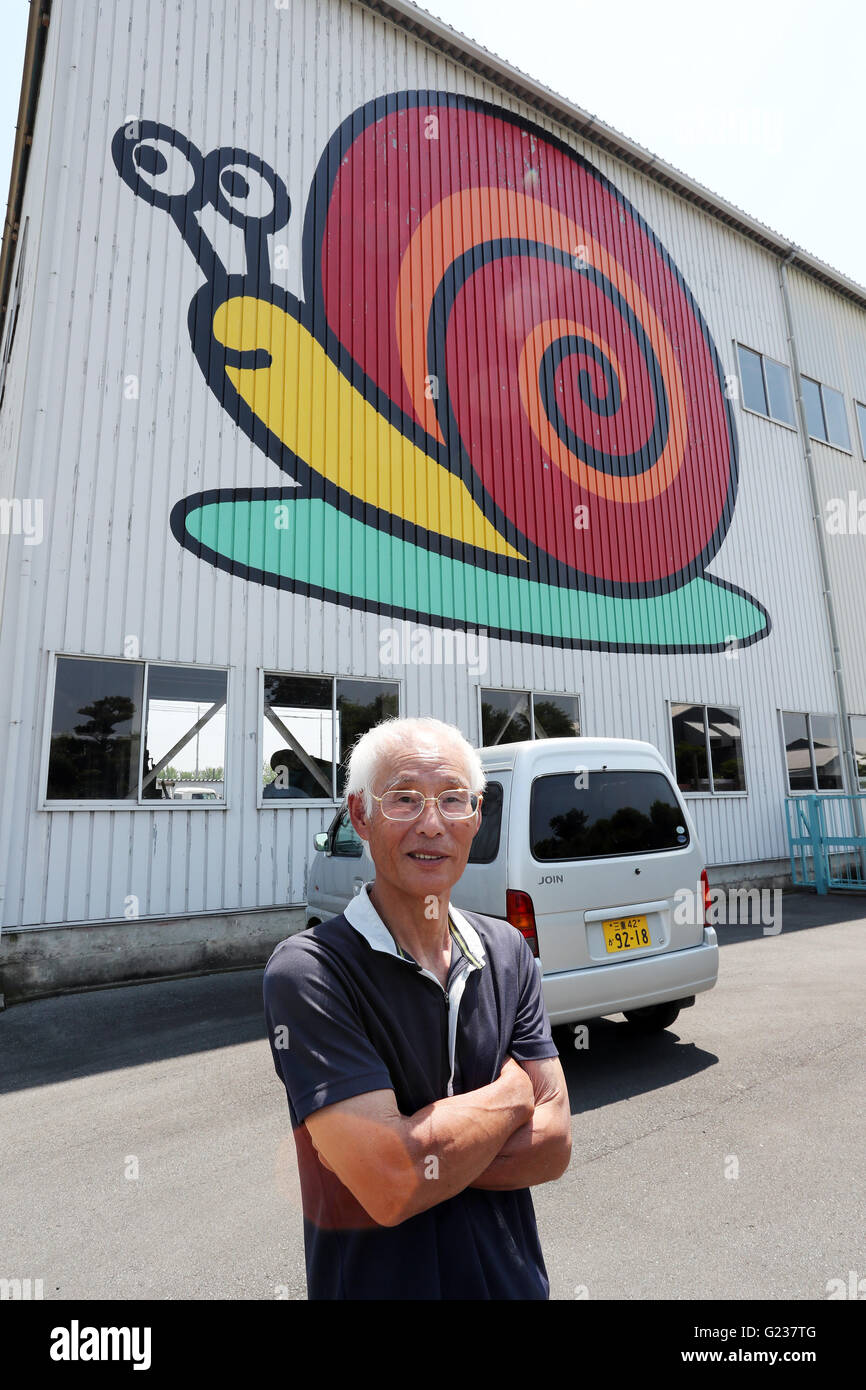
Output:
top-left (371, 788), bottom-right (482, 821)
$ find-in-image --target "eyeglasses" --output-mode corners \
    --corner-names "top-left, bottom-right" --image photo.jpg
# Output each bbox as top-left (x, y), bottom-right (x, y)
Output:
top-left (371, 788), bottom-right (482, 821)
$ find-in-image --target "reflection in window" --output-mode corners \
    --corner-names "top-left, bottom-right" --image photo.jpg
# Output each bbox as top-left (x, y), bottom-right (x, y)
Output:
top-left (810, 714), bottom-right (842, 790)
top-left (481, 690), bottom-right (579, 745)
top-left (671, 704), bottom-right (709, 792)
top-left (47, 657), bottom-right (143, 800)
top-left (263, 674), bottom-right (335, 799)
top-left (468, 780), bottom-right (503, 864)
top-left (336, 680), bottom-right (399, 798)
top-left (145, 665), bottom-right (227, 800)
top-left (783, 711), bottom-right (842, 792)
top-left (850, 715), bottom-right (866, 790)
top-left (533, 694), bottom-right (580, 738)
top-left (262, 674), bottom-right (398, 801)
top-left (530, 771), bottom-right (687, 861)
top-left (671, 703), bottom-right (745, 793)
top-left (481, 690), bottom-right (531, 745)
top-left (46, 656), bottom-right (227, 802)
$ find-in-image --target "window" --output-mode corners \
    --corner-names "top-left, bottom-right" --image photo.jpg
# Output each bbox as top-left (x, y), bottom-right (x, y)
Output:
top-left (332, 808), bottom-right (364, 857)
top-left (262, 674), bottom-right (398, 802)
top-left (856, 402), bottom-right (866, 460)
top-left (782, 711), bottom-right (842, 792)
top-left (467, 780), bottom-right (503, 863)
top-left (530, 771), bottom-right (688, 861)
top-left (45, 655), bottom-right (227, 803)
top-left (480, 690), bottom-right (579, 746)
top-left (800, 375), bottom-right (851, 450)
top-left (850, 716), bottom-right (866, 791)
top-left (0, 218), bottom-right (28, 415)
top-left (670, 704), bottom-right (746, 793)
top-left (735, 344), bottom-right (795, 426)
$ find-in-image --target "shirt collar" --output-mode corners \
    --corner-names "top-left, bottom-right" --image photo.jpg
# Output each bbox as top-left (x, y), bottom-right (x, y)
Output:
top-left (344, 881), bottom-right (486, 969)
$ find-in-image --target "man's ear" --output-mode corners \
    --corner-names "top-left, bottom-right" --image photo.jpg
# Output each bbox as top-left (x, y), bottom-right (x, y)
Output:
top-left (347, 791), bottom-right (371, 842)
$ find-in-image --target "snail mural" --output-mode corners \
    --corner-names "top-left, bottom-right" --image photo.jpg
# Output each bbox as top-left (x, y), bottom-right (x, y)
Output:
top-left (111, 91), bottom-right (770, 652)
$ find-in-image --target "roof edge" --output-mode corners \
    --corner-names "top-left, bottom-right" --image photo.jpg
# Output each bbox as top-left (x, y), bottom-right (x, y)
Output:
top-left (360, 0), bottom-right (866, 310)
top-left (0, 0), bottom-right (52, 345)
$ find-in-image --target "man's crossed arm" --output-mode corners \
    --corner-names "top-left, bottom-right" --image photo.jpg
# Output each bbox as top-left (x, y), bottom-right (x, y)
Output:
top-left (303, 1054), bottom-right (572, 1226)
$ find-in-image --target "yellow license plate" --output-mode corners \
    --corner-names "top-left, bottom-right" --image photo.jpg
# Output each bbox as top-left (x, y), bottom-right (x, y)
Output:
top-left (603, 915), bottom-right (650, 953)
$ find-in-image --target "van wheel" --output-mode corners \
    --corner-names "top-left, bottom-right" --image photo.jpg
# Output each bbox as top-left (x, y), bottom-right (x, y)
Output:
top-left (623, 1002), bottom-right (681, 1032)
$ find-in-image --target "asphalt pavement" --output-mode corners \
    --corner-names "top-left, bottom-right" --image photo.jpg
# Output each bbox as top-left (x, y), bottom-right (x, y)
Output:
top-left (1, 890), bottom-right (864, 1300)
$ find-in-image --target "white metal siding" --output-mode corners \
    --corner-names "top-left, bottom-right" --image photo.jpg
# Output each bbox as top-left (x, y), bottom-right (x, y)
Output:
top-left (0, 0), bottom-right (863, 926)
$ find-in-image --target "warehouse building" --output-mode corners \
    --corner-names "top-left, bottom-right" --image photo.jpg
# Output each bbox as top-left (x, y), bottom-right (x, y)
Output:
top-left (2, 0), bottom-right (866, 1000)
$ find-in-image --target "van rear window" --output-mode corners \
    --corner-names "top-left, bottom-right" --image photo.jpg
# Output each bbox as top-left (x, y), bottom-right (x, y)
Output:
top-left (530, 771), bottom-right (688, 861)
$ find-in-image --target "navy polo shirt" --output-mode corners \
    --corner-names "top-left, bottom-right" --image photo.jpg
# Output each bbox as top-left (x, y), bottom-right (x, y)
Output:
top-left (262, 883), bottom-right (561, 1300)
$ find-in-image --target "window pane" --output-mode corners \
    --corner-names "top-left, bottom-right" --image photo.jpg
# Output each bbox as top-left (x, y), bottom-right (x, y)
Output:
top-left (856, 403), bottom-right (866, 460)
top-left (801, 377), bottom-right (826, 440)
top-left (530, 771), bottom-right (688, 861)
top-left (481, 690), bottom-right (531, 745)
top-left (783, 711), bottom-right (813, 791)
top-left (263, 674), bottom-right (334, 800)
top-left (671, 703), bottom-right (709, 792)
top-left (851, 715), bottom-right (866, 790)
top-left (468, 780), bottom-right (504, 863)
top-left (335, 680), bottom-right (399, 797)
top-left (706, 705), bottom-right (746, 791)
top-left (532, 693), bottom-right (580, 738)
top-left (738, 345), bottom-right (767, 414)
top-left (810, 714), bottom-right (842, 790)
top-left (821, 386), bottom-right (850, 450)
top-left (47, 656), bottom-right (143, 800)
top-left (764, 358), bottom-right (795, 425)
top-left (333, 809), bottom-right (363, 857)
top-left (145, 665), bottom-right (227, 801)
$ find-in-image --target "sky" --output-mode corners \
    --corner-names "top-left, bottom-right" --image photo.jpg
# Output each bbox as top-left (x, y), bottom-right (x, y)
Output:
top-left (1, 0), bottom-right (865, 285)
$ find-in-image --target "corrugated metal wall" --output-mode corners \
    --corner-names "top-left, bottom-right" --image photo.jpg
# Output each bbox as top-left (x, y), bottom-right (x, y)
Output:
top-left (1, 0), bottom-right (864, 928)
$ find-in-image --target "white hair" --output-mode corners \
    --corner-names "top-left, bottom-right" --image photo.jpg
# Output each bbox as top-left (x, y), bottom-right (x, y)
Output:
top-left (344, 716), bottom-right (485, 817)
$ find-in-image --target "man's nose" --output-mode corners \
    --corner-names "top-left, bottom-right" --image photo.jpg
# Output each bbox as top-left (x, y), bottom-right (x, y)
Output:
top-left (415, 799), bottom-right (446, 832)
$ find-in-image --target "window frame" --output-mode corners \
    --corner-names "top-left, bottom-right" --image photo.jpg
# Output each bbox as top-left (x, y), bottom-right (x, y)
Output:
top-left (849, 714), bottom-right (866, 792)
top-left (258, 669), bottom-right (402, 808)
top-left (734, 341), bottom-right (797, 431)
top-left (39, 651), bottom-right (231, 810)
top-left (477, 686), bottom-right (581, 746)
top-left (667, 700), bottom-right (748, 798)
top-left (854, 401), bottom-right (866, 461)
top-left (799, 373), bottom-right (852, 454)
top-left (780, 709), bottom-right (843, 794)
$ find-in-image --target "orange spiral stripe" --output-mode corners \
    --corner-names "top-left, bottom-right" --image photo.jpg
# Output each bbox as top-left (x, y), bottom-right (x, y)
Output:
top-left (395, 189), bottom-right (688, 503)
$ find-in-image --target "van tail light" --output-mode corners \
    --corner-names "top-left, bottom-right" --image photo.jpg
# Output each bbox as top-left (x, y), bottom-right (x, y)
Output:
top-left (700, 868), bottom-right (712, 926)
top-left (506, 890), bottom-right (539, 957)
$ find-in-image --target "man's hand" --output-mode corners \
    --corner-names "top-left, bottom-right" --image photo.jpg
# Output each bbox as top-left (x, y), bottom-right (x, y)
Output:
top-left (469, 1055), bottom-right (571, 1191)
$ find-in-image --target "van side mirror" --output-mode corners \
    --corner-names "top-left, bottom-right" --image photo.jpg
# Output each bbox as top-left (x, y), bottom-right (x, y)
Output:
top-left (313, 832), bottom-right (330, 853)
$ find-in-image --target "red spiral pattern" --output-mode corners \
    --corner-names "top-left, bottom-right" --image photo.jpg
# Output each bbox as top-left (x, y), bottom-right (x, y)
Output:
top-left (317, 96), bottom-right (734, 589)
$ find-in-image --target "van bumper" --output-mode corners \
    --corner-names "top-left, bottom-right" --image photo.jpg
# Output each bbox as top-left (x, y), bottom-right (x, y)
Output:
top-left (540, 927), bottom-right (718, 1026)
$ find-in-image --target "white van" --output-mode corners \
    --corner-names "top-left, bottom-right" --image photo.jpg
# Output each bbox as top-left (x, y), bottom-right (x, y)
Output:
top-left (305, 737), bottom-right (718, 1034)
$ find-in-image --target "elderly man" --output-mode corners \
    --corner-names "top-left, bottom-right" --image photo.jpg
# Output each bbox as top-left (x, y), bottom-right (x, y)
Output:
top-left (262, 715), bottom-right (571, 1299)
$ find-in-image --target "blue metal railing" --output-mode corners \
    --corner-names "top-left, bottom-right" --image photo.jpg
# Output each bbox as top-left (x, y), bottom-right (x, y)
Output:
top-left (786, 794), bottom-right (866, 893)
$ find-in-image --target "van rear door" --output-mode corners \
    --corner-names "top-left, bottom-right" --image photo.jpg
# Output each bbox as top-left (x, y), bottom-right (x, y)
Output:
top-left (524, 763), bottom-right (704, 974)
